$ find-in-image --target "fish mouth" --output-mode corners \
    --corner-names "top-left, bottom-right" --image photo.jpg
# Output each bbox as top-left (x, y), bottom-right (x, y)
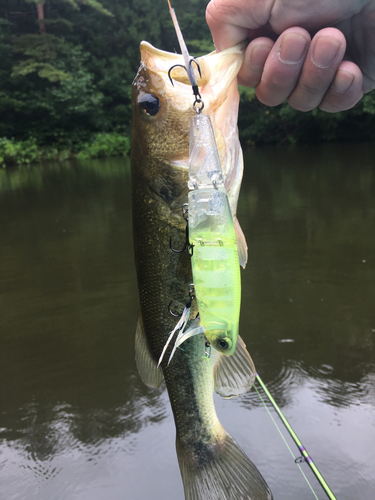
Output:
top-left (139, 40), bottom-right (246, 91)
top-left (138, 39), bottom-right (245, 224)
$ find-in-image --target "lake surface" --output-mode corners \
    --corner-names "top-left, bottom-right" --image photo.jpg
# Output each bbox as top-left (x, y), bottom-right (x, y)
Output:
top-left (0, 144), bottom-right (374, 500)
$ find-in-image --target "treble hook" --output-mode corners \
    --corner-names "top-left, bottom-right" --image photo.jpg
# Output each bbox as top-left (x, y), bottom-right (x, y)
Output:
top-left (168, 301), bottom-right (182, 317)
top-left (168, 284), bottom-right (196, 318)
top-left (168, 60), bottom-right (204, 113)
top-left (170, 204), bottom-right (194, 255)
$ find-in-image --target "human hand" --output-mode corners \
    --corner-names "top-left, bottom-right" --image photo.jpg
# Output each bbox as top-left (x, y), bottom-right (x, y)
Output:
top-left (206, 0), bottom-right (375, 112)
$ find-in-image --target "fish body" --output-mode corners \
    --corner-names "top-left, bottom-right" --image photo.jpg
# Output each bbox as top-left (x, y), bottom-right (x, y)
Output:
top-left (132, 41), bottom-right (273, 500)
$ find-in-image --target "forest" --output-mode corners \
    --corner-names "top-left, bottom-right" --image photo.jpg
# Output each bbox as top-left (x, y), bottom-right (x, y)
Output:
top-left (1, 0), bottom-right (375, 166)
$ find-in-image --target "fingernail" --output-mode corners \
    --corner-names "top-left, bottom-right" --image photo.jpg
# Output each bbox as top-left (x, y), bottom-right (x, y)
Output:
top-left (312, 37), bottom-right (341, 68)
top-left (333, 70), bottom-right (354, 93)
top-left (250, 44), bottom-right (270, 70)
top-left (278, 33), bottom-right (309, 64)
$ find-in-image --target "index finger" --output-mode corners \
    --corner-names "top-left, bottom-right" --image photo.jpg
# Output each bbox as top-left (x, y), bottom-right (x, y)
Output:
top-left (206, 0), bottom-right (270, 51)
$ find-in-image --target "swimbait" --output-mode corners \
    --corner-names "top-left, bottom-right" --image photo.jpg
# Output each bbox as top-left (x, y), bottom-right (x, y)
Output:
top-left (161, 2), bottom-right (242, 359)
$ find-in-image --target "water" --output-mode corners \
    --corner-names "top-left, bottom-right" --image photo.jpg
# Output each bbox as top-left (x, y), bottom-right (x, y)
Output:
top-left (0, 145), bottom-right (374, 500)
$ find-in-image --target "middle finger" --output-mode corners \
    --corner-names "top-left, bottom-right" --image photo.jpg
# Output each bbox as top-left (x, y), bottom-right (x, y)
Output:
top-left (255, 27), bottom-right (311, 106)
top-left (288, 28), bottom-right (347, 111)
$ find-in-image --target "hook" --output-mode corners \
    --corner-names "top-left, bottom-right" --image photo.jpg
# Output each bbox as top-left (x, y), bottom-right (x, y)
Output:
top-left (168, 301), bottom-right (182, 317)
top-left (189, 59), bottom-right (202, 79)
top-left (170, 204), bottom-right (194, 255)
top-left (168, 284), bottom-right (196, 318)
top-left (168, 60), bottom-right (204, 113)
top-left (169, 217), bottom-right (189, 253)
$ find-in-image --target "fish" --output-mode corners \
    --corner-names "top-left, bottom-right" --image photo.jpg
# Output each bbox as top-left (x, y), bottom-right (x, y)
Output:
top-left (131, 37), bottom-right (273, 500)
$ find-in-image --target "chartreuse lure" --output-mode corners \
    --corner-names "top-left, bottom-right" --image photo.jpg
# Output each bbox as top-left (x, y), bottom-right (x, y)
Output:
top-left (158, 1), bottom-right (241, 366)
top-left (161, 115), bottom-right (241, 366)
top-left (187, 114), bottom-right (241, 356)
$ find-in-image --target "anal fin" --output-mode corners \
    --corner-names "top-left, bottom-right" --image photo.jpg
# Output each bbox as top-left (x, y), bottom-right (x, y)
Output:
top-left (213, 335), bottom-right (256, 398)
top-left (135, 312), bottom-right (163, 388)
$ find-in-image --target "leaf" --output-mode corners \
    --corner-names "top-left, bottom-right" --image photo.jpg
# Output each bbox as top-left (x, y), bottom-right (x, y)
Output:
top-left (12, 34), bottom-right (71, 60)
top-left (11, 60), bottom-right (72, 82)
top-left (79, 0), bottom-right (113, 16)
top-left (61, 0), bottom-right (79, 9)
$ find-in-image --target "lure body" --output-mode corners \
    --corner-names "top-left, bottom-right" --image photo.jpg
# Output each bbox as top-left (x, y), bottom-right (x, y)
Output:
top-left (188, 114), bottom-right (241, 355)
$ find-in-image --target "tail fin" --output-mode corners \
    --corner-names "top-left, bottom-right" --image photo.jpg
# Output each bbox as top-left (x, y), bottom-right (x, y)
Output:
top-left (176, 431), bottom-right (273, 500)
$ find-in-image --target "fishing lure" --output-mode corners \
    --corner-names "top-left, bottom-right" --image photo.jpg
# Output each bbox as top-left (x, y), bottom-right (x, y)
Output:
top-left (160, 1), bottom-right (241, 364)
top-left (187, 113), bottom-right (241, 356)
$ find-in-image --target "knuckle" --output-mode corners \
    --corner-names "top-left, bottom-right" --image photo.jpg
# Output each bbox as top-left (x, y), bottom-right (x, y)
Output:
top-left (299, 79), bottom-right (327, 98)
top-left (288, 79), bottom-right (330, 111)
top-left (320, 90), bottom-right (363, 113)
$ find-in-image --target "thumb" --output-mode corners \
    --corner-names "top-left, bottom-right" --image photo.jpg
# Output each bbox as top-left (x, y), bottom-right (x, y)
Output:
top-left (206, 0), bottom-right (271, 51)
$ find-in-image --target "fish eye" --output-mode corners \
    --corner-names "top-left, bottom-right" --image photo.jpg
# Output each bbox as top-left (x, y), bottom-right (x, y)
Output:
top-left (138, 93), bottom-right (160, 116)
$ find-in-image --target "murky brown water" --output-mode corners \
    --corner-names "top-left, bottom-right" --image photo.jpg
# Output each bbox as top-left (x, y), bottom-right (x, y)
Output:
top-left (0, 144), bottom-right (374, 499)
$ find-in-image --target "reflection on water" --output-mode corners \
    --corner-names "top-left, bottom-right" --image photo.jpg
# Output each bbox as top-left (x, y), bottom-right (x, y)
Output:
top-left (0, 146), bottom-right (374, 500)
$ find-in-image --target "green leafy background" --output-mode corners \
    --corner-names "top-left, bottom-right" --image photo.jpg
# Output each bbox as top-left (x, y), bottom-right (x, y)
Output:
top-left (0, 0), bottom-right (374, 165)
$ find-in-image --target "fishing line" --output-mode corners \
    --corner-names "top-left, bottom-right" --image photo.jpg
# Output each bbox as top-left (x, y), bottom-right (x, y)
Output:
top-left (254, 373), bottom-right (337, 500)
top-left (254, 381), bottom-right (319, 500)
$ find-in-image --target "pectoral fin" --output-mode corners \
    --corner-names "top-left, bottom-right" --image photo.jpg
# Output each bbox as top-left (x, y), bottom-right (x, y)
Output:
top-left (234, 215), bottom-right (248, 269)
top-left (213, 335), bottom-right (256, 398)
top-left (135, 312), bottom-right (163, 388)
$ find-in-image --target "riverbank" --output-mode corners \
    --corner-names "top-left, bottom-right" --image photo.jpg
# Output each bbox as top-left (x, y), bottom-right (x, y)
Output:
top-left (0, 133), bottom-right (130, 168)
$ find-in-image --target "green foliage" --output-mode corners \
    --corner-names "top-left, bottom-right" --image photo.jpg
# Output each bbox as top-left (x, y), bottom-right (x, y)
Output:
top-left (187, 38), bottom-right (215, 57)
top-left (62, 0), bottom-right (113, 16)
top-left (1, 0), bottom-right (375, 160)
top-left (0, 137), bottom-right (39, 166)
top-left (11, 29), bottom-right (82, 82)
top-left (0, 0), bottom-right (213, 154)
top-left (0, 132), bottom-right (130, 166)
top-left (362, 92), bottom-right (375, 115)
top-left (239, 85), bottom-right (256, 102)
top-left (238, 91), bottom-right (375, 146)
top-left (76, 133), bottom-right (130, 159)
top-left (11, 60), bottom-right (72, 81)
top-left (13, 33), bottom-right (70, 59)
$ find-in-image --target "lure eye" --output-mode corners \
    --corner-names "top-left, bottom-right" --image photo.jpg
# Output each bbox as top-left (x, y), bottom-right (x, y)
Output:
top-left (219, 339), bottom-right (228, 349)
top-left (138, 93), bottom-right (160, 116)
top-left (214, 336), bottom-right (232, 352)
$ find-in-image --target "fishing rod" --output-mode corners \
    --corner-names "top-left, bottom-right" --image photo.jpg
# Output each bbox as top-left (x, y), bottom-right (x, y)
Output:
top-left (254, 373), bottom-right (337, 500)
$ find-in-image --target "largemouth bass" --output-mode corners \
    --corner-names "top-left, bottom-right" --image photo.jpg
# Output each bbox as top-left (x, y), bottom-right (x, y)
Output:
top-left (131, 40), bottom-right (273, 500)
